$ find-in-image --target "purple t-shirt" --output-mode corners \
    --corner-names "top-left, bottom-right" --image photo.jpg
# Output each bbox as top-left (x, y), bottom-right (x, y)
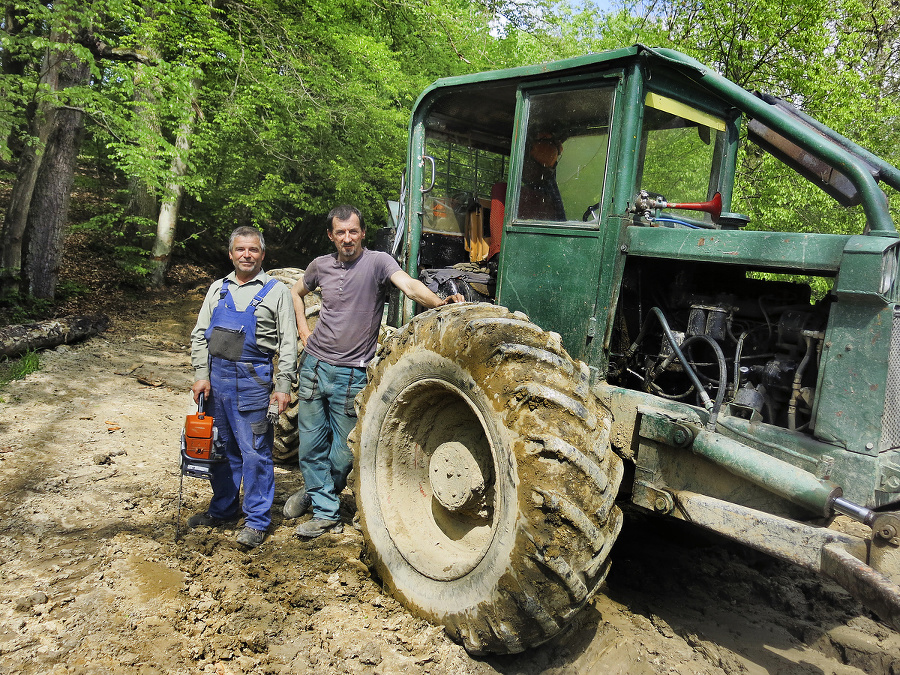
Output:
top-left (303, 249), bottom-right (400, 367)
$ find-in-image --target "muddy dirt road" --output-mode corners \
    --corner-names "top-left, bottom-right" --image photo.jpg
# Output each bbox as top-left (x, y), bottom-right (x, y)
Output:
top-left (1, 283), bottom-right (899, 675)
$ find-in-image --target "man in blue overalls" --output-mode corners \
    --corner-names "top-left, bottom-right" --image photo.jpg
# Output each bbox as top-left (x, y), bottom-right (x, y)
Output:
top-left (188, 227), bottom-right (297, 547)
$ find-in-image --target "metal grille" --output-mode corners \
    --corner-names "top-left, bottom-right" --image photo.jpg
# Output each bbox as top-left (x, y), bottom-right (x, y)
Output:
top-left (883, 307), bottom-right (900, 450)
top-left (426, 138), bottom-right (508, 202)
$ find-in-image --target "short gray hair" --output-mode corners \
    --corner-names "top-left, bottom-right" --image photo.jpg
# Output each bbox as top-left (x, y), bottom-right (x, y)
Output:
top-left (229, 226), bottom-right (265, 252)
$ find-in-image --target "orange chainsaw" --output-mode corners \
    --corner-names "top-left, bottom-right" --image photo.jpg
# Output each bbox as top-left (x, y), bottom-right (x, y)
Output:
top-left (176, 393), bottom-right (223, 539)
top-left (181, 393), bottom-right (221, 479)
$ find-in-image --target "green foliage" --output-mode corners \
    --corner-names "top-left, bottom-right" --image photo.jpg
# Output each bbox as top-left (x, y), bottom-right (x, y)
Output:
top-left (0, 350), bottom-right (41, 388)
top-left (72, 209), bottom-right (154, 284)
top-left (148, 0), bottom-right (515, 257)
top-left (56, 279), bottom-right (92, 299)
top-left (747, 271), bottom-right (834, 304)
top-left (0, 290), bottom-right (54, 323)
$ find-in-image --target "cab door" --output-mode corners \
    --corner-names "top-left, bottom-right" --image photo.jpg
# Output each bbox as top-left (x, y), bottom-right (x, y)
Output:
top-left (496, 78), bottom-right (622, 360)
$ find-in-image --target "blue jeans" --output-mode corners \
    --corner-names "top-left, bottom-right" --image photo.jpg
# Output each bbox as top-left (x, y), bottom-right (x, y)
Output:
top-left (296, 354), bottom-right (367, 521)
top-left (207, 361), bottom-right (275, 531)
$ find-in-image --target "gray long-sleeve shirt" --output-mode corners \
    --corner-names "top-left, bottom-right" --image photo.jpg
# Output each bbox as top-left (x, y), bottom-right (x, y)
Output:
top-left (190, 270), bottom-right (298, 393)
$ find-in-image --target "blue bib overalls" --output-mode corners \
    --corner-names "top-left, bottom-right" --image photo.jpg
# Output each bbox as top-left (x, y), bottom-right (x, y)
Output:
top-left (204, 278), bottom-right (279, 530)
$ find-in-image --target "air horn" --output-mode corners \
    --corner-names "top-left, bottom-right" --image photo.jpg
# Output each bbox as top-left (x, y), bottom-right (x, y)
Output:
top-left (633, 190), bottom-right (722, 223)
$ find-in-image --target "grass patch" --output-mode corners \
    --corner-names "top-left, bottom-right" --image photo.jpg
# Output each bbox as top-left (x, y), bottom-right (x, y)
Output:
top-left (0, 350), bottom-right (40, 387)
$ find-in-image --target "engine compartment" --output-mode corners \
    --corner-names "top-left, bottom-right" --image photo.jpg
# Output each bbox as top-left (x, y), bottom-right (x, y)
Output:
top-left (608, 258), bottom-right (832, 434)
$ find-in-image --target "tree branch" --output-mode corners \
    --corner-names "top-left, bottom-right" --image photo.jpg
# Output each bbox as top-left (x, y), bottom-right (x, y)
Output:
top-left (79, 36), bottom-right (159, 66)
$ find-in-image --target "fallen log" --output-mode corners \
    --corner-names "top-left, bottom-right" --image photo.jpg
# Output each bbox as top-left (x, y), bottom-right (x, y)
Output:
top-left (0, 314), bottom-right (110, 358)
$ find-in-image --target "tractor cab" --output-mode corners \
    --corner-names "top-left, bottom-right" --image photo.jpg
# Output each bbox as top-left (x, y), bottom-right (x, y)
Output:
top-left (398, 46), bottom-right (745, 359)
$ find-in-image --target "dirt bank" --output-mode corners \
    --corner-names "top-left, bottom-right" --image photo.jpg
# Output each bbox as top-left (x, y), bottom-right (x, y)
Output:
top-left (0, 284), bottom-right (899, 675)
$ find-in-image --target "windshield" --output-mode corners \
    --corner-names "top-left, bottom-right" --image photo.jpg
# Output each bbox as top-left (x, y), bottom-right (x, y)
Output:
top-left (637, 92), bottom-right (727, 225)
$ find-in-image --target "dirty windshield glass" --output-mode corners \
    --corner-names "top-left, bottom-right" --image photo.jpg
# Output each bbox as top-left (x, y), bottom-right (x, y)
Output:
top-left (516, 87), bottom-right (614, 224)
top-left (637, 92), bottom-right (726, 224)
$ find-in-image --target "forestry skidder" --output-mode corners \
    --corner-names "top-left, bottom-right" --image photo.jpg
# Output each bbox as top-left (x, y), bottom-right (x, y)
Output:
top-left (347, 45), bottom-right (900, 654)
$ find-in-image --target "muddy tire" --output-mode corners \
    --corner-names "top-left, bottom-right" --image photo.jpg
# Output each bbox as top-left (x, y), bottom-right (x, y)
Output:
top-left (267, 268), bottom-right (319, 464)
top-left (350, 303), bottom-right (624, 654)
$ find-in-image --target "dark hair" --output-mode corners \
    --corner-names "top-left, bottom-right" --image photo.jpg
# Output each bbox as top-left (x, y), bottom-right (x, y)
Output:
top-left (326, 204), bottom-right (365, 233)
top-left (229, 226), bottom-right (265, 252)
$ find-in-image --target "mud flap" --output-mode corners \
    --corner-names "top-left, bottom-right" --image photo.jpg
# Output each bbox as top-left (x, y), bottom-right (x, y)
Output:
top-left (822, 542), bottom-right (900, 632)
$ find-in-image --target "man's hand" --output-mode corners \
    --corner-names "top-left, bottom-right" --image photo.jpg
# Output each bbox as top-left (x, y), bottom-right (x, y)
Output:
top-left (272, 391), bottom-right (291, 415)
top-left (297, 327), bottom-right (311, 349)
top-left (191, 379), bottom-right (211, 404)
top-left (292, 278), bottom-right (314, 350)
top-left (390, 270), bottom-right (470, 309)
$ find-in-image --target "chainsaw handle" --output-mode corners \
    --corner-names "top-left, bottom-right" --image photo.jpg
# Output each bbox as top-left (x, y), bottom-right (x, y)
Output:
top-left (198, 392), bottom-right (206, 415)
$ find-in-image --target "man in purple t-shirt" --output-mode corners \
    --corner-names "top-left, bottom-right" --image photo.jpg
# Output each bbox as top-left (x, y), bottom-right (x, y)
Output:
top-left (287, 204), bottom-right (464, 538)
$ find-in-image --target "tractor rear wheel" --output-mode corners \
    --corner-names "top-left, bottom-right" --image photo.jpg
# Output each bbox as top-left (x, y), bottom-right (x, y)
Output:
top-left (267, 268), bottom-right (320, 464)
top-left (350, 303), bottom-right (624, 654)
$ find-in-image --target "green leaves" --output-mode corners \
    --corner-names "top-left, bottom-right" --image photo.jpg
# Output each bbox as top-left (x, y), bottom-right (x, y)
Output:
top-left (559, 0), bottom-right (900, 236)
top-left (7, 0), bottom-right (895, 273)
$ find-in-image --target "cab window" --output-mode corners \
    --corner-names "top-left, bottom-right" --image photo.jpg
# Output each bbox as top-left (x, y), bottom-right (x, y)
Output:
top-left (515, 87), bottom-right (615, 224)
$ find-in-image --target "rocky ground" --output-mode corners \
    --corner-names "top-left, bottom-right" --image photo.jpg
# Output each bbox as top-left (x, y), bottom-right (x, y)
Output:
top-left (1, 274), bottom-right (899, 674)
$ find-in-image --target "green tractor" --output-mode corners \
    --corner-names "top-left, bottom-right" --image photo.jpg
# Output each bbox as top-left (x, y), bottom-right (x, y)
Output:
top-left (347, 45), bottom-right (900, 655)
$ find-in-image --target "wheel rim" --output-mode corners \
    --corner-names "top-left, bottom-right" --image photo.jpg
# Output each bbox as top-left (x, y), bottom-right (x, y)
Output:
top-left (374, 378), bottom-right (499, 580)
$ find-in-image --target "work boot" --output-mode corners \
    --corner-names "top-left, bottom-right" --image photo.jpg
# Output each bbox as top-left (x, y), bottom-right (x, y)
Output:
top-left (294, 518), bottom-right (341, 538)
top-left (236, 527), bottom-right (266, 548)
top-left (186, 511), bottom-right (238, 528)
top-left (283, 490), bottom-right (312, 519)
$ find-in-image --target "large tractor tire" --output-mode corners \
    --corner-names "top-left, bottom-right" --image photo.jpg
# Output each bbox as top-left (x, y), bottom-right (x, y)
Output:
top-left (267, 268), bottom-right (320, 464)
top-left (350, 303), bottom-right (624, 655)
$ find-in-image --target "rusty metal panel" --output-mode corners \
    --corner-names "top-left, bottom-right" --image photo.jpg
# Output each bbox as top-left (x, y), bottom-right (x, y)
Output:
top-left (748, 118), bottom-right (861, 205)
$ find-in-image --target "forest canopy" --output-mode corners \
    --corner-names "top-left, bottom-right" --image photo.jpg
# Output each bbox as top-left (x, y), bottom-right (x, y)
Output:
top-left (1, 0), bottom-right (898, 301)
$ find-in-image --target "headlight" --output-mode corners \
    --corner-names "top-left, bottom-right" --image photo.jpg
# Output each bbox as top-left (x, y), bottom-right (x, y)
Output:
top-left (881, 244), bottom-right (900, 299)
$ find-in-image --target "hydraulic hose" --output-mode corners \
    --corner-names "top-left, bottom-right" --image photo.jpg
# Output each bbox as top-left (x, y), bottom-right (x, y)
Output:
top-left (625, 307), bottom-right (716, 419)
top-left (733, 330), bottom-right (748, 397)
top-left (680, 334), bottom-right (728, 431)
top-left (787, 334), bottom-right (815, 431)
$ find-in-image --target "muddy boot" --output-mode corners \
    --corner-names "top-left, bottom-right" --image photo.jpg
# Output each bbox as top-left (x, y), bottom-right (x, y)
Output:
top-left (236, 526), bottom-right (266, 548)
top-left (283, 490), bottom-right (312, 519)
top-left (294, 518), bottom-right (341, 538)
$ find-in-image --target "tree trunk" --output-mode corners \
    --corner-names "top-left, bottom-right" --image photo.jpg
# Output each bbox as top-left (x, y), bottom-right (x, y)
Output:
top-left (0, 6), bottom-right (56, 297)
top-left (149, 80), bottom-right (199, 288)
top-left (124, 60), bottom-right (160, 237)
top-left (22, 32), bottom-right (92, 300)
top-left (149, 183), bottom-right (184, 287)
top-left (126, 176), bottom-right (159, 222)
top-left (0, 314), bottom-right (109, 357)
top-left (1, 132), bottom-right (43, 295)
